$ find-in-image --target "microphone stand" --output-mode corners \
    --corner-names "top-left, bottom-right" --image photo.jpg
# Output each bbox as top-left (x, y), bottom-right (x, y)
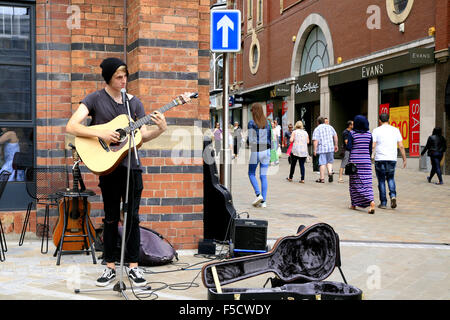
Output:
top-left (112, 88), bottom-right (139, 299)
top-left (74, 89), bottom-right (143, 300)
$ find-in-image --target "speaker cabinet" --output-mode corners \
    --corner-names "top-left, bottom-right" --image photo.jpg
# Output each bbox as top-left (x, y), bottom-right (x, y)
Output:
top-left (230, 219), bottom-right (268, 257)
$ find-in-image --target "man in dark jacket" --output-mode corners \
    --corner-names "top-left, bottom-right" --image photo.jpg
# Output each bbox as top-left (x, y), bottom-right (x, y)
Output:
top-left (421, 127), bottom-right (447, 184)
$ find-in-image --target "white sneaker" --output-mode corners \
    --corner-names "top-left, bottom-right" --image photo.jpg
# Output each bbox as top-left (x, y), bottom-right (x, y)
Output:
top-left (252, 194), bottom-right (264, 207)
top-left (258, 202), bottom-right (267, 208)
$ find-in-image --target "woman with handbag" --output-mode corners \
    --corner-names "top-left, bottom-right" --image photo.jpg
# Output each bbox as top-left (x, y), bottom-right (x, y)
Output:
top-left (347, 115), bottom-right (376, 214)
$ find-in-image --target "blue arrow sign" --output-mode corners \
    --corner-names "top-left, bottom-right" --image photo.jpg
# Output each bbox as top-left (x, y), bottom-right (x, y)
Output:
top-left (210, 10), bottom-right (241, 52)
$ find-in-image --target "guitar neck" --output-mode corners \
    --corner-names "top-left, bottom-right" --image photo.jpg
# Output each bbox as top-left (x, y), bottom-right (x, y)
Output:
top-left (127, 98), bottom-right (180, 132)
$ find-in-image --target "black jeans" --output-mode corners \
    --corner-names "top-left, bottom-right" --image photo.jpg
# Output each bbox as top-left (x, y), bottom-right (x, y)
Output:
top-left (99, 166), bottom-right (143, 263)
top-left (429, 152), bottom-right (443, 183)
top-left (289, 155), bottom-right (306, 180)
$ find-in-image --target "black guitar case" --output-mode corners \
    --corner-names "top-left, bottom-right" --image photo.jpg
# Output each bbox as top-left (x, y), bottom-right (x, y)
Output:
top-left (202, 136), bottom-right (236, 242)
top-left (201, 222), bottom-right (363, 300)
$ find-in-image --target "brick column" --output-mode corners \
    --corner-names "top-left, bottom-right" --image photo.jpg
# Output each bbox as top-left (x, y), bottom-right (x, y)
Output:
top-left (32, 0), bottom-right (210, 249)
top-left (125, 0), bottom-right (210, 249)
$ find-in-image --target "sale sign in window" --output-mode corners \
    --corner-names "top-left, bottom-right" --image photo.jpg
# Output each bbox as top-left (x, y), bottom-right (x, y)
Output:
top-left (379, 103), bottom-right (389, 115)
top-left (389, 106), bottom-right (409, 149)
top-left (409, 99), bottom-right (420, 157)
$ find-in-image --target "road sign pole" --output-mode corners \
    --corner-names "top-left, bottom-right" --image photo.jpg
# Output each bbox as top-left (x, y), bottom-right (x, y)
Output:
top-left (220, 52), bottom-right (231, 191)
top-left (211, 9), bottom-right (240, 191)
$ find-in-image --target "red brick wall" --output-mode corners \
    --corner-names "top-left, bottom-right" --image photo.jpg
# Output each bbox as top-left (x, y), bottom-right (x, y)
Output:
top-left (5, 0), bottom-right (209, 250)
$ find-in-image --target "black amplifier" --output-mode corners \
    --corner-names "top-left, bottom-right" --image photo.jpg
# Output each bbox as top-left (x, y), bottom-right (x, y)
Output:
top-left (230, 218), bottom-right (268, 257)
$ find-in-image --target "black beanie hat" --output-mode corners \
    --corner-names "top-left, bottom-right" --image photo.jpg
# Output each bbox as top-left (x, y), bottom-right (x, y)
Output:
top-left (100, 57), bottom-right (128, 84)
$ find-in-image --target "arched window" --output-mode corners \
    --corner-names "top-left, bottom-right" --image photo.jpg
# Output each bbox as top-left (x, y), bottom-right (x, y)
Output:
top-left (300, 26), bottom-right (330, 75)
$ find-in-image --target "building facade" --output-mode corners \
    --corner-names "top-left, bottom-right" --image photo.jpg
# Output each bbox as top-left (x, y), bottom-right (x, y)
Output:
top-left (226, 0), bottom-right (449, 172)
top-left (0, 0), bottom-right (210, 249)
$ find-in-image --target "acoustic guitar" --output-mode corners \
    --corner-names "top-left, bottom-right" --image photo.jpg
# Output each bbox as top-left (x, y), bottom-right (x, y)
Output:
top-left (75, 92), bottom-right (198, 175)
top-left (53, 145), bottom-right (95, 250)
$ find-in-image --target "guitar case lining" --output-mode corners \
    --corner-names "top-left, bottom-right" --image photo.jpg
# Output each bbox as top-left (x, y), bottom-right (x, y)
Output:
top-left (201, 223), bottom-right (363, 300)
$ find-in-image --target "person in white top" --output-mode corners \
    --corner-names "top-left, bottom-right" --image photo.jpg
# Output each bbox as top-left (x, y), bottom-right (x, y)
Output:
top-left (287, 121), bottom-right (309, 183)
top-left (372, 113), bottom-right (407, 209)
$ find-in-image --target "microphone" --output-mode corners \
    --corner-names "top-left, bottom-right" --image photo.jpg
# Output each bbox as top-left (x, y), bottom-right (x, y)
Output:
top-left (120, 88), bottom-right (128, 104)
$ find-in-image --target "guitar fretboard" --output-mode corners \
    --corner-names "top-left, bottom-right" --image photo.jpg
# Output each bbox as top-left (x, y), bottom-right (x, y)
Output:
top-left (125, 98), bottom-right (180, 133)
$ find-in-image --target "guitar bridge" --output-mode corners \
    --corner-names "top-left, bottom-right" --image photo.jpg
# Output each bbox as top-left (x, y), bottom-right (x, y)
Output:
top-left (98, 138), bottom-right (110, 152)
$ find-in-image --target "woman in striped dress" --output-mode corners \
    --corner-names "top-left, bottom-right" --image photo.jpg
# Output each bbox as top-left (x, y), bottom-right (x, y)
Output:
top-left (347, 115), bottom-right (376, 214)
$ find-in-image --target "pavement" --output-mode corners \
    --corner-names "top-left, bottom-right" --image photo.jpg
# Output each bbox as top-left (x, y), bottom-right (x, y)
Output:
top-left (1, 149), bottom-right (449, 301)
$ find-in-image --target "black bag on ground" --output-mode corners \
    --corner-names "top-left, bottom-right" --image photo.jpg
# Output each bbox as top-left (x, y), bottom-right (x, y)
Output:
top-left (95, 224), bottom-right (178, 266)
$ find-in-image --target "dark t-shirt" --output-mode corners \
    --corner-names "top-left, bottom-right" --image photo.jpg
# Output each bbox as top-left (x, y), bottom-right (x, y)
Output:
top-left (81, 89), bottom-right (146, 170)
top-left (342, 129), bottom-right (350, 149)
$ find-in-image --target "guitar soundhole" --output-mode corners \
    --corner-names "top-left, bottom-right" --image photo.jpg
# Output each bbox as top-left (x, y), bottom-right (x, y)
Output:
top-left (116, 129), bottom-right (127, 143)
top-left (108, 129), bottom-right (128, 151)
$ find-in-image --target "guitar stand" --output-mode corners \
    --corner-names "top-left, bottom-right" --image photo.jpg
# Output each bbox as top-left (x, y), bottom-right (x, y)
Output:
top-left (53, 190), bottom-right (97, 266)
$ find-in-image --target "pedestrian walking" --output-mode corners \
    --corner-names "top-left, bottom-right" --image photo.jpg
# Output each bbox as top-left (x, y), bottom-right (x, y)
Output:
top-left (421, 127), bottom-right (447, 185)
top-left (213, 122), bottom-right (222, 157)
top-left (284, 123), bottom-right (294, 164)
top-left (284, 123), bottom-right (293, 149)
top-left (270, 120), bottom-right (280, 165)
top-left (338, 120), bottom-right (353, 183)
top-left (232, 121), bottom-right (242, 158)
top-left (286, 121), bottom-right (309, 183)
top-left (247, 103), bottom-right (272, 208)
top-left (312, 116), bottom-right (338, 183)
top-left (372, 113), bottom-right (407, 209)
top-left (347, 115), bottom-right (375, 214)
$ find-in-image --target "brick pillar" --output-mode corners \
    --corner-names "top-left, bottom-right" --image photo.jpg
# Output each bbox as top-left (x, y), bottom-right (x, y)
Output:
top-left (32, 1), bottom-right (209, 249)
top-left (125, 0), bottom-right (210, 249)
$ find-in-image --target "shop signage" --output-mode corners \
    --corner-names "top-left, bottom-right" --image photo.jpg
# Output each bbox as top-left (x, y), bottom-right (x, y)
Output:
top-left (234, 95), bottom-right (244, 103)
top-left (295, 73), bottom-right (320, 104)
top-left (409, 99), bottom-right (420, 157)
top-left (362, 63), bottom-right (384, 78)
top-left (329, 48), bottom-right (435, 86)
top-left (379, 103), bottom-right (390, 115)
top-left (389, 106), bottom-right (409, 149)
top-left (270, 84), bottom-right (291, 98)
top-left (409, 48), bottom-right (434, 64)
top-left (266, 102), bottom-right (273, 120)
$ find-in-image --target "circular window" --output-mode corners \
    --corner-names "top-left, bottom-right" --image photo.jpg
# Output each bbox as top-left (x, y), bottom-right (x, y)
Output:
top-left (251, 45), bottom-right (259, 69)
top-left (393, 0), bottom-right (408, 14)
top-left (249, 32), bottom-right (260, 74)
top-left (386, 0), bottom-right (414, 24)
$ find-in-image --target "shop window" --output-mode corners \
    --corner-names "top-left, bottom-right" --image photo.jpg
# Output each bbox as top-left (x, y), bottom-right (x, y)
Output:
top-left (380, 69), bottom-right (420, 156)
top-left (0, 3), bottom-right (34, 210)
top-left (300, 26), bottom-right (330, 75)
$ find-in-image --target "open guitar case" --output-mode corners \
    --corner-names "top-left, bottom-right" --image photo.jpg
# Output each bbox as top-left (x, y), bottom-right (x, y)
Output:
top-left (201, 222), bottom-right (363, 300)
